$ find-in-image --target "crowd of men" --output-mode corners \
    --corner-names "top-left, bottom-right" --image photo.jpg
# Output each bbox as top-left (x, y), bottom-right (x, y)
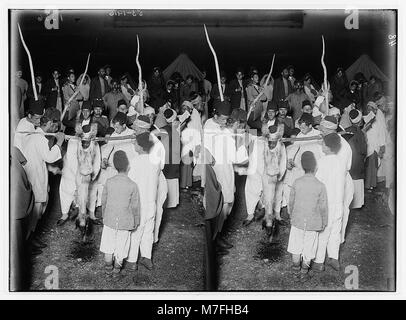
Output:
top-left (10, 63), bottom-right (395, 290)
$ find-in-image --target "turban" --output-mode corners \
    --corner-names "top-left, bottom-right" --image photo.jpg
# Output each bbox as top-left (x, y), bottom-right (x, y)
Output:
top-left (349, 109), bottom-right (362, 124)
top-left (301, 151), bottom-right (317, 172)
top-left (191, 96), bottom-right (202, 108)
top-left (268, 124), bottom-right (279, 140)
top-left (328, 107), bottom-right (341, 117)
top-left (164, 108), bottom-right (177, 123)
top-left (143, 106), bottom-right (156, 116)
top-left (81, 123), bottom-right (97, 141)
top-left (28, 99), bottom-right (45, 115)
top-left (213, 100), bottom-right (232, 116)
top-left (113, 150), bottom-right (129, 172)
top-left (182, 100), bottom-right (193, 110)
top-left (367, 101), bottom-right (378, 110)
top-left (134, 114), bottom-right (151, 129)
top-left (320, 115), bottom-right (338, 130)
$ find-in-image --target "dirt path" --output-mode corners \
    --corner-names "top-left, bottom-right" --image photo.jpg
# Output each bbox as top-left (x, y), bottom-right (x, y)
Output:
top-left (218, 183), bottom-right (395, 291)
top-left (29, 176), bottom-right (205, 291)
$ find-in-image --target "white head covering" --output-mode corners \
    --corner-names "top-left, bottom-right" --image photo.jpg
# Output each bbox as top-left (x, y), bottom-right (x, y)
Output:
top-left (328, 106), bottom-right (341, 117)
top-left (349, 109), bottom-right (362, 124)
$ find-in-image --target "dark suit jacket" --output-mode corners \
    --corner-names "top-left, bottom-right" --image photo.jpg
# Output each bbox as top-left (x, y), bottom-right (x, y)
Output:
top-left (27, 82), bottom-right (45, 101)
top-left (210, 83), bottom-right (232, 103)
top-left (43, 78), bottom-right (63, 109)
top-left (229, 79), bottom-right (248, 108)
top-left (272, 77), bottom-right (294, 103)
top-left (89, 76), bottom-right (110, 101)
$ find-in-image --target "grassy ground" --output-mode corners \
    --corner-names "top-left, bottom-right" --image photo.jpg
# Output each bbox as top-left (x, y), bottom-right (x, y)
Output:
top-left (218, 181), bottom-right (395, 291)
top-left (29, 176), bottom-right (205, 291)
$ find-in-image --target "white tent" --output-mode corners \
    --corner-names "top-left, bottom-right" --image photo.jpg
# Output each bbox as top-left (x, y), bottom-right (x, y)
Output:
top-left (163, 53), bottom-right (204, 81)
top-left (346, 54), bottom-right (389, 82)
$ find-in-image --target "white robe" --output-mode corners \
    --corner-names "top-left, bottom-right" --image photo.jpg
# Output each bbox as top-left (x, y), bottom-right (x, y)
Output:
top-left (150, 133), bottom-right (168, 243)
top-left (59, 139), bottom-right (101, 215)
top-left (88, 142), bottom-right (118, 212)
top-left (109, 127), bottom-right (137, 162)
top-left (282, 128), bottom-right (323, 210)
top-left (315, 154), bottom-right (346, 262)
top-left (14, 117), bottom-right (36, 152)
top-left (244, 136), bottom-right (286, 218)
top-left (366, 109), bottom-right (386, 158)
top-left (22, 128), bottom-right (62, 203)
top-left (128, 154), bottom-right (160, 262)
top-left (335, 135), bottom-right (354, 243)
top-left (203, 118), bottom-right (248, 204)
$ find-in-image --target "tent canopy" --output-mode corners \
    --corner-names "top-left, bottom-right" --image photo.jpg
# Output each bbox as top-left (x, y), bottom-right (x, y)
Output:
top-left (163, 53), bottom-right (204, 81)
top-left (346, 54), bottom-right (389, 82)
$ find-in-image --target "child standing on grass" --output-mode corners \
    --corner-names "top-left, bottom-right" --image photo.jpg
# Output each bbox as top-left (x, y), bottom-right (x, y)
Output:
top-left (100, 150), bottom-right (141, 273)
top-left (288, 151), bottom-right (328, 278)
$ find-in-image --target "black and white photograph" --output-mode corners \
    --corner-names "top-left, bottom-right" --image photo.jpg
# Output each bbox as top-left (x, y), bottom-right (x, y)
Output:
top-left (5, 3), bottom-right (399, 295)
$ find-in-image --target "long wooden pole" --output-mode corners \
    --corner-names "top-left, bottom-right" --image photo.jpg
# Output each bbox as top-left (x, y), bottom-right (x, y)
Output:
top-left (136, 35), bottom-right (144, 114)
top-left (320, 35), bottom-right (329, 115)
top-left (17, 24), bottom-right (37, 101)
top-left (247, 53), bottom-right (275, 121)
top-left (60, 53), bottom-right (91, 121)
top-left (204, 24), bottom-right (223, 102)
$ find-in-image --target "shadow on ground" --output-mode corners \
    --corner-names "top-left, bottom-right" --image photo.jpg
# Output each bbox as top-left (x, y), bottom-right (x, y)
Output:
top-left (218, 181), bottom-right (395, 291)
top-left (29, 176), bottom-right (205, 291)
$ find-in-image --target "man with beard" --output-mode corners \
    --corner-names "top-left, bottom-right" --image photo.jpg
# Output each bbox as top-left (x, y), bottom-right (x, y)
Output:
top-left (273, 67), bottom-right (294, 104)
top-left (90, 66), bottom-right (110, 101)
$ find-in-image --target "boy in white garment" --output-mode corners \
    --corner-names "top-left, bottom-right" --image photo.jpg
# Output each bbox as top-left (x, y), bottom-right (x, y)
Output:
top-left (288, 151), bottom-right (328, 276)
top-left (313, 132), bottom-right (346, 272)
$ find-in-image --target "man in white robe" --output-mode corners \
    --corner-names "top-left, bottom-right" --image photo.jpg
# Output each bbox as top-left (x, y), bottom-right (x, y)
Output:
top-left (127, 132), bottom-right (161, 270)
top-left (21, 113), bottom-right (64, 236)
top-left (203, 100), bottom-right (248, 249)
top-left (132, 115), bottom-right (167, 244)
top-left (314, 133), bottom-right (346, 271)
top-left (14, 100), bottom-right (45, 151)
top-left (364, 101), bottom-right (386, 190)
top-left (318, 116), bottom-right (354, 244)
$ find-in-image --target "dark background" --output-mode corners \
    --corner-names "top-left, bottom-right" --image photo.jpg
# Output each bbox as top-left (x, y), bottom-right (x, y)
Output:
top-left (10, 9), bottom-right (397, 85)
